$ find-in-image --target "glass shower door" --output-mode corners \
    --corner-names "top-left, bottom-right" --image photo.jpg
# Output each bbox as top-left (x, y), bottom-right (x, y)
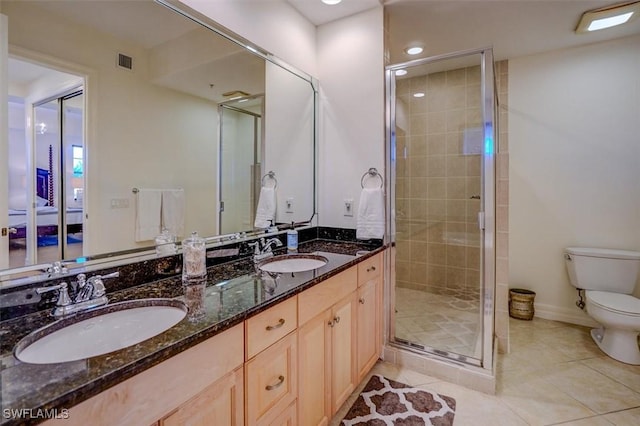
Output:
top-left (388, 50), bottom-right (495, 366)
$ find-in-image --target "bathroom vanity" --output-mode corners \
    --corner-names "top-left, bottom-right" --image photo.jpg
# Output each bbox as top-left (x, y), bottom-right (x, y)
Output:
top-left (0, 236), bottom-right (385, 425)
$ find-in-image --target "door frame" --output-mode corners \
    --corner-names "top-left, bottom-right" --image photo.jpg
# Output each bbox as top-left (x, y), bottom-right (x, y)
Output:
top-left (384, 47), bottom-right (497, 370)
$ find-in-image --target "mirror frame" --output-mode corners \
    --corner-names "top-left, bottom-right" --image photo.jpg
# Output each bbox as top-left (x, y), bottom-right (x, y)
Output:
top-left (0, 0), bottom-right (319, 286)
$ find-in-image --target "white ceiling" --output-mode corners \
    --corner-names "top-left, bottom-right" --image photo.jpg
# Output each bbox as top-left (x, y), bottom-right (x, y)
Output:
top-left (287, 0), bottom-right (382, 26)
top-left (289, 0), bottom-right (640, 63)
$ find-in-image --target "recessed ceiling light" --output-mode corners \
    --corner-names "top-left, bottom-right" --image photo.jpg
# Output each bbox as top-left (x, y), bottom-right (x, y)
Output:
top-left (404, 46), bottom-right (423, 55)
top-left (395, 69), bottom-right (408, 76)
top-left (413, 92), bottom-right (425, 98)
top-left (322, 0), bottom-right (342, 5)
top-left (576, 1), bottom-right (640, 33)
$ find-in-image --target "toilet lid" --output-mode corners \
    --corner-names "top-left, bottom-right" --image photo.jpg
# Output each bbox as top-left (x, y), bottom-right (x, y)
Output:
top-left (587, 291), bottom-right (640, 315)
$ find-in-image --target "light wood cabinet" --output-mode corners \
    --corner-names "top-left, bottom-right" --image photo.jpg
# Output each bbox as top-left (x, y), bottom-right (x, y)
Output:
top-left (297, 308), bottom-right (332, 426)
top-left (298, 289), bottom-right (358, 425)
top-left (245, 331), bottom-right (297, 426)
top-left (44, 250), bottom-right (385, 426)
top-left (45, 324), bottom-right (244, 426)
top-left (330, 292), bottom-right (357, 414)
top-left (266, 400), bottom-right (297, 426)
top-left (356, 278), bottom-right (380, 383)
top-left (160, 367), bottom-right (244, 426)
top-left (356, 251), bottom-right (383, 383)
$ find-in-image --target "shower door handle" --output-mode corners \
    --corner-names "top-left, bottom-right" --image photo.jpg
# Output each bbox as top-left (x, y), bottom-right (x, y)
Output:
top-left (477, 212), bottom-right (485, 230)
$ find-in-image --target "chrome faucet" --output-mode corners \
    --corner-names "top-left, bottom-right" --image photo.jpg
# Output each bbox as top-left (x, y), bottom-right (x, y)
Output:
top-left (248, 238), bottom-right (283, 262)
top-left (37, 271), bottom-right (119, 317)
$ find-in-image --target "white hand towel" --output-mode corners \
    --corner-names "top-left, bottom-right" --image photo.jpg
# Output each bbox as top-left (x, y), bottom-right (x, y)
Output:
top-left (135, 189), bottom-right (162, 242)
top-left (254, 187), bottom-right (276, 229)
top-left (356, 187), bottom-right (385, 240)
top-left (162, 189), bottom-right (185, 239)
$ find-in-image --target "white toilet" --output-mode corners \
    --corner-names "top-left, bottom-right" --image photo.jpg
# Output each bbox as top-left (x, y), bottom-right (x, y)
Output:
top-left (564, 247), bottom-right (640, 365)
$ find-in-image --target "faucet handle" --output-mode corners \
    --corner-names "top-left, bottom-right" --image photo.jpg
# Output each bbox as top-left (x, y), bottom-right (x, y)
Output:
top-left (76, 273), bottom-right (87, 288)
top-left (86, 272), bottom-right (119, 298)
top-left (36, 282), bottom-right (72, 307)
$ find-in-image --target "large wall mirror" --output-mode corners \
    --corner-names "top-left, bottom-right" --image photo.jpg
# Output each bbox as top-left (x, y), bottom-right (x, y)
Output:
top-left (0, 0), bottom-right (317, 279)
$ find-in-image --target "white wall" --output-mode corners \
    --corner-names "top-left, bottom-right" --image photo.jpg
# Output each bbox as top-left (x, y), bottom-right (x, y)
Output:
top-left (264, 61), bottom-right (315, 225)
top-left (509, 34), bottom-right (640, 325)
top-left (317, 7), bottom-right (385, 229)
top-left (183, 1), bottom-right (385, 231)
top-left (180, 0), bottom-right (317, 76)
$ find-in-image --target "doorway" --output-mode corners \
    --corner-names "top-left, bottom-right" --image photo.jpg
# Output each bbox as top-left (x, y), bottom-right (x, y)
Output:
top-left (5, 58), bottom-right (85, 268)
top-left (218, 96), bottom-right (264, 234)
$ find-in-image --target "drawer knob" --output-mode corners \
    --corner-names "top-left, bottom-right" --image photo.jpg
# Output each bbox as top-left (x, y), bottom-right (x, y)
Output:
top-left (367, 266), bottom-right (376, 272)
top-left (334, 316), bottom-right (340, 324)
top-left (265, 318), bottom-right (286, 331)
top-left (328, 319), bottom-right (335, 328)
top-left (265, 375), bottom-right (285, 391)
top-left (359, 297), bottom-right (365, 304)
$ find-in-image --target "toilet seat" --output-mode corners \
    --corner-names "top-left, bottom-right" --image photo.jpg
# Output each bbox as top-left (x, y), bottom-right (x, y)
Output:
top-left (586, 291), bottom-right (640, 316)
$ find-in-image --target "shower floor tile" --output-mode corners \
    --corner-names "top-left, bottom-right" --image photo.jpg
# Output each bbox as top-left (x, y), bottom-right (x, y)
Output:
top-left (394, 286), bottom-right (481, 357)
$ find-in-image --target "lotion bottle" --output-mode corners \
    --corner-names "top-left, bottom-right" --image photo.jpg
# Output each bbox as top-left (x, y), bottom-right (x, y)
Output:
top-left (287, 222), bottom-right (298, 252)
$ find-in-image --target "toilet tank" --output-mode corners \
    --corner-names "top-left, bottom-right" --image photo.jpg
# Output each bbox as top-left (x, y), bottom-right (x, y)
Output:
top-left (564, 247), bottom-right (640, 293)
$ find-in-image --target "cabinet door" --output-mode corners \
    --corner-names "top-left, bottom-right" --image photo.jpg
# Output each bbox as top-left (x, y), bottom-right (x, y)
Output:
top-left (331, 292), bottom-right (357, 415)
top-left (298, 309), bottom-right (332, 426)
top-left (161, 367), bottom-right (244, 426)
top-left (356, 278), bottom-right (379, 382)
top-left (246, 332), bottom-right (297, 426)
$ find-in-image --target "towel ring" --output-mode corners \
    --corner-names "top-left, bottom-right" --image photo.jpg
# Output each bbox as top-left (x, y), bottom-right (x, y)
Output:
top-left (360, 168), bottom-right (383, 189)
top-left (261, 171), bottom-right (278, 189)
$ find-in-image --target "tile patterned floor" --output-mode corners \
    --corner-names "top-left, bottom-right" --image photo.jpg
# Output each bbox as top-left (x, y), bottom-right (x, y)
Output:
top-left (395, 287), bottom-right (481, 357)
top-left (331, 317), bottom-right (640, 425)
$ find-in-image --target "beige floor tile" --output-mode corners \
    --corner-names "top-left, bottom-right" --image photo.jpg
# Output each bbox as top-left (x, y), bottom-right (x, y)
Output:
top-left (580, 356), bottom-right (640, 393)
top-left (555, 415), bottom-right (617, 425)
top-left (422, 380), bottom-right (528, 426)
top-left (544, 362), bottom-right (640, 414)
top-left (499, 374), bottom-right (596, 425)
top-left (602, 407), bottom-right (640, 426)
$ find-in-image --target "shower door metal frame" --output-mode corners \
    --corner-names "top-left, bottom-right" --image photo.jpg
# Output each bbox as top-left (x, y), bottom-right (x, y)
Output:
top-left (217, 100), bottom-right (264, 234)
top-left (384, 47), bottom-right (497, 371)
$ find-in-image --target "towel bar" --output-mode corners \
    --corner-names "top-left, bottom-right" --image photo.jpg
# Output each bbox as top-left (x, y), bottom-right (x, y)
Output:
top-left (261, 171), bottom-right (278, 189)
top-left (360, 168), bottom-right (384, 189)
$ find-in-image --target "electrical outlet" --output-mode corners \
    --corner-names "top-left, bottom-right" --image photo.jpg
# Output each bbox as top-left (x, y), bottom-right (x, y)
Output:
top-left (285, 198), bottom-right (294, 213)
top-left (110, 198), bottom-right (130, 209)
top-left (344, 199), bottom-right (354, 217)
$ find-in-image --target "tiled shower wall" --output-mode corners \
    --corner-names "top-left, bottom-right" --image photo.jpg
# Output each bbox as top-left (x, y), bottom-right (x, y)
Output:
top-left (395, 65), bottom-right (483, 296)
top-left (394, 60), bottom-right (510, 353)
top-left (495, 60), bottom-right (510, 353)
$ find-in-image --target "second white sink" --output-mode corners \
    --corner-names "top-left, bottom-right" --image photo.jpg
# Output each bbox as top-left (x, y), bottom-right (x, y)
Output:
top-left (14, 299), bottom-right (187, 364)
top-left (258, 254), bottom-right (328, 274)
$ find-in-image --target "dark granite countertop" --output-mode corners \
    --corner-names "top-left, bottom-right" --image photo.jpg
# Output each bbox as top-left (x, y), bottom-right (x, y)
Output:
top-left (0, 239), bottom-right (385, 425)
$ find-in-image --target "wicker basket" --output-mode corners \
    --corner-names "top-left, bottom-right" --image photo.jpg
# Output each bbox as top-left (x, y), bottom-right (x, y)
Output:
top-left (509, 288), bottom-right (536, 320)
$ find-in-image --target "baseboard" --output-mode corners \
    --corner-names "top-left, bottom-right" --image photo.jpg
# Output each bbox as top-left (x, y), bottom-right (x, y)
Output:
top-left (533, 302), bottom-right (599, 328)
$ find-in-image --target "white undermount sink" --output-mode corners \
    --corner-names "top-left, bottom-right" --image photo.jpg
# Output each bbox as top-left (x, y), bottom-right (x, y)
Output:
top-left (14, 299), bottom-right (187, 364)
top-left (258, 254), bottom-right (328, 274)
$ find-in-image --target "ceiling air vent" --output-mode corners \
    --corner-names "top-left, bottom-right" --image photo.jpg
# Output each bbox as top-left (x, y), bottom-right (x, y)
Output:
top-left (117, 53), bottom-right (133, 71)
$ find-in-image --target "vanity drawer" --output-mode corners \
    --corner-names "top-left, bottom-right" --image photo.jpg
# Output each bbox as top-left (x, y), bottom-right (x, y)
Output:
top-left (357, 252), bottom-right (382, 287)
top-left (245, 331), bottom-right (297, 426)
top-left (246, 296), bottom-right (298, 359)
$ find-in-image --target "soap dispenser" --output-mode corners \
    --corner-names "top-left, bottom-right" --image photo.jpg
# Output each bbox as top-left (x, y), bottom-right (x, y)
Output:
top-left (287, 222), bottom-right (298, 252)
